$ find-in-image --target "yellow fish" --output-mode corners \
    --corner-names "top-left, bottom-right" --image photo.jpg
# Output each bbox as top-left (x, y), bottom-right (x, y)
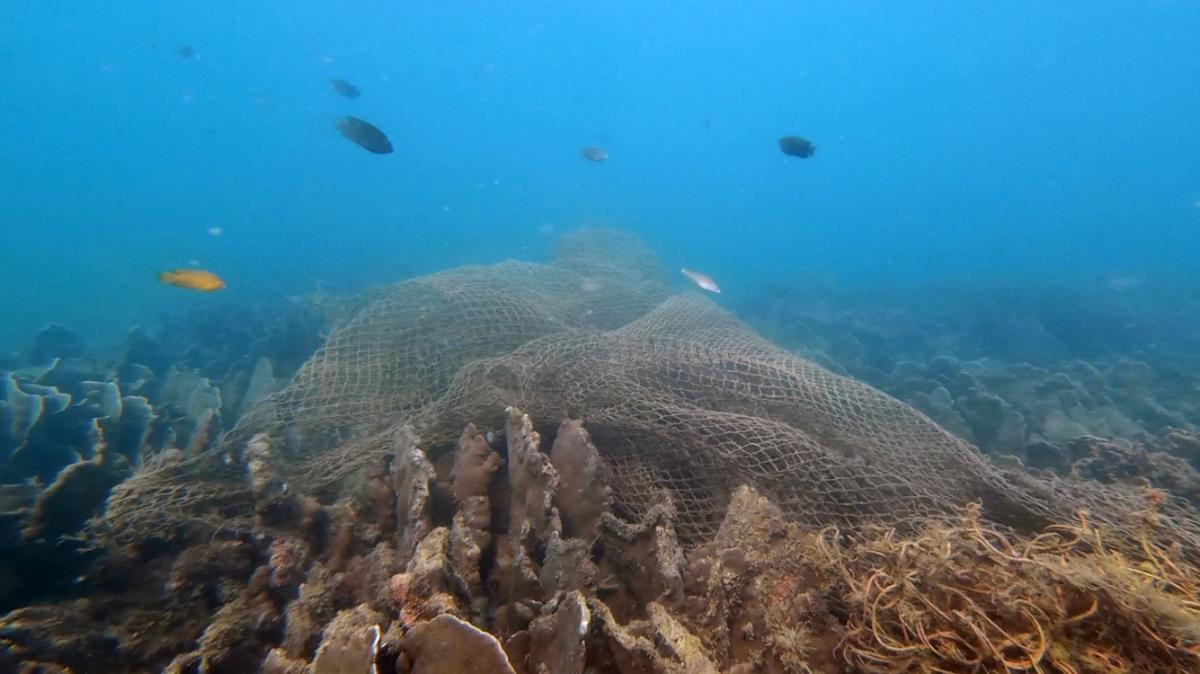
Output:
top-left (159, 269), bottom-right (226, 292)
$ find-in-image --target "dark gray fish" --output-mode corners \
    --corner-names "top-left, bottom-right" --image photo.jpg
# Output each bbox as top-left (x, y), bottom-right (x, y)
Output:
top-left (337, 116), bottom-right (393, 154)
top-left (178, 45), bottom-right (194, 60)
top-left (581, 147), bottom-right (608, 162)
top-left (778, 135), bottom-right (815, 158)
top-left (330, 78), bottom-right (360, 98)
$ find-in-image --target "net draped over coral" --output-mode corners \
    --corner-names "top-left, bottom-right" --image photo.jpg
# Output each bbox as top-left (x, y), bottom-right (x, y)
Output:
top-left (103, 230), bottom-right (1200, 555)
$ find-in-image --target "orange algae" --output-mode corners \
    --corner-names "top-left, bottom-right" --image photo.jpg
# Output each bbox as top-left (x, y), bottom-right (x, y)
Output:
top-left (821, 492), bottom-right (1200, 673)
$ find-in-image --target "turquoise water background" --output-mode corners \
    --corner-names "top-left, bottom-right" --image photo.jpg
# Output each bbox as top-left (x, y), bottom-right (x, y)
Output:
top-left (2, 2), bottom-right (1199, 354)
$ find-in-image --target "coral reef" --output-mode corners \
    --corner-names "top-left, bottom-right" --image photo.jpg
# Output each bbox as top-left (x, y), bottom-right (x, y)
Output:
top-left (4, 236), bottom-right (1200, 672)
top-left (0, 349), bottom-right (222, 611)
top-left (3, 410), bottom-right (1196, 673)
top-left (0, 301), bottom-right (325, 613)
top-left (739, 275), bottom-right (1200, 505)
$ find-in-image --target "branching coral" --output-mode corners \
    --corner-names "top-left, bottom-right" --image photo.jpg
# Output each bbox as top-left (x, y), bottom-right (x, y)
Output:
top-left (827, 493), bottom-right (1200, 672)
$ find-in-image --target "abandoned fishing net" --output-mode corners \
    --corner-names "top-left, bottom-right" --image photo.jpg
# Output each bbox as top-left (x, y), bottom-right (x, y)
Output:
top-left (102, 229), bottom-right (1200, 558)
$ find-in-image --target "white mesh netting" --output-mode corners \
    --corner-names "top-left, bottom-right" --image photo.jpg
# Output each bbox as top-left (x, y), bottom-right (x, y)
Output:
top-left (103, 229), bottom-right (1200, 555)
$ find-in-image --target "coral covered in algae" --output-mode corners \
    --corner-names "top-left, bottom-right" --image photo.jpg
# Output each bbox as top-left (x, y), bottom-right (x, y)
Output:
top-left (2, 409), bottom-right (1198, 672)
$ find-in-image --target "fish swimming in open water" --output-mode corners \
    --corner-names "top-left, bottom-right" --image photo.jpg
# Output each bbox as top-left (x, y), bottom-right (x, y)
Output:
top-left (337, 116), bottom-right (393, 154)
top-left (778, 135), bottom-right (815, 158)
top-left (681, 268), bottom-right (721, 293)
top-left (159, 269), bottom-right (226, 292)
top-left (581, 147), bottom-right (608, 162)
top-left (330, 78), bottom-right (360, 98)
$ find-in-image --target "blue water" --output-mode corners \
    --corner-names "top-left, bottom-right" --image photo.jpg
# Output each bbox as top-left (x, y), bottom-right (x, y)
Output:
top-left (3, 2), bottom-right (1199, 354)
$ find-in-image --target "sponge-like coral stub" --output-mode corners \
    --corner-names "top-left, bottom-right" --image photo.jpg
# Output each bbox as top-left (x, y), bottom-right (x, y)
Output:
top-left (390, 427), bottom-right (435, 565)
top-left (528, 590), bottom-right (590, 674)
top-left (399, 613), bottom-right (516, 674)
top-left (310, 605), bottom-right (382, 674)
top-left (447, 422), bottom-right (502, 610)
top-left (549, 419), bottom-right (612, 542)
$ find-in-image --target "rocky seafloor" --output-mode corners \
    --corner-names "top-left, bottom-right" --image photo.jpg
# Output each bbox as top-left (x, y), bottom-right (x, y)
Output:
top-left (1, 278), bottom-right (1199, 673)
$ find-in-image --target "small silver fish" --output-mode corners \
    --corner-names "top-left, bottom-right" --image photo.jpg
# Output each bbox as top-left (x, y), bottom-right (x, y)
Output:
top-left (681, 268), bottom-right (720, 293)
